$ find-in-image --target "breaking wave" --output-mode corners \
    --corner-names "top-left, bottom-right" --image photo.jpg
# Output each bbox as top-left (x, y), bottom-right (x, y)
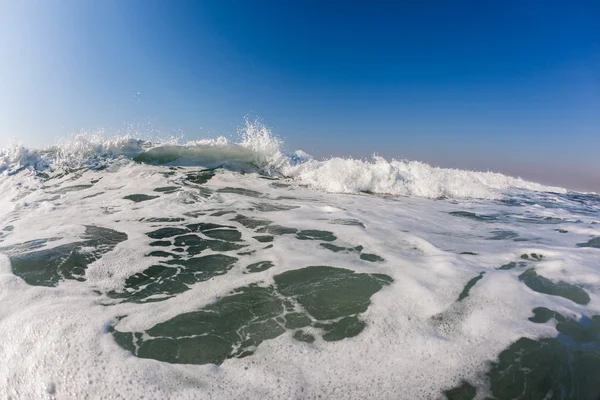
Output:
top-left (0, 120), bottom-right (567, 199)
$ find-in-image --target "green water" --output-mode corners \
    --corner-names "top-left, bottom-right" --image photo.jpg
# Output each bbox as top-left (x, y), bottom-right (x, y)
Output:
top-left (217, 187), bottom-right (264, 198)
top-left (123, 194), bottom-right (160, 202)
top-left (444, 308), bottom-right (600, 399)
top-left (112, 266), bottom-right (392, 364)
top-left (519, 269), bottom-right (590, 305)
top-left (577, 237), bottom-right (600, 248)
top-left (6, 226), bottom-right (127, 286)
top-left (246, 261), bottom-right (274, 273)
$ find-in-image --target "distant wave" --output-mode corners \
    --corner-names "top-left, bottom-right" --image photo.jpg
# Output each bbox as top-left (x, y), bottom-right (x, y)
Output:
top-left (0, 119), bottom-right (568, 199)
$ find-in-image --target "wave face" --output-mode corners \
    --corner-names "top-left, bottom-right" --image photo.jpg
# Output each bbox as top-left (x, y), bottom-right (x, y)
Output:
top-left (1, 120), bottom-right (567, 200)
top-left (0, 123), bottom-right (599, 399)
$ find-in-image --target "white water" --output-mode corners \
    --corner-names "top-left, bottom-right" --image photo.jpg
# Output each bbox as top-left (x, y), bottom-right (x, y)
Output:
top-left (0, 122), bottom-right (598, 399)
top-left (1, 120), bottom-right (567, 200)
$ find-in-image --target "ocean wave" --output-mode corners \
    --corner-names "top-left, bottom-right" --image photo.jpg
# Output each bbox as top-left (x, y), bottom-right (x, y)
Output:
top-left (0, 120), bottom-right (567, 199)
top-left (282, 157), bottom-right (567, 199)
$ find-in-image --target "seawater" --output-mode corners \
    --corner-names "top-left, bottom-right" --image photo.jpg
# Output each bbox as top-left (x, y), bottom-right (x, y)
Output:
top-left (0, 122), bottom-right (599, 399)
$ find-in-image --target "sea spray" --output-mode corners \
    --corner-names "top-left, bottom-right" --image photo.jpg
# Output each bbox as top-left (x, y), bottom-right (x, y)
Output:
top-left (1, 120), bottom-right (567, 200)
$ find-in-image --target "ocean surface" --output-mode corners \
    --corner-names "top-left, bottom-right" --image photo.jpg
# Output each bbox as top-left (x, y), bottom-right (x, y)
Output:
top-left (1, 121), bottom-right (599, 400)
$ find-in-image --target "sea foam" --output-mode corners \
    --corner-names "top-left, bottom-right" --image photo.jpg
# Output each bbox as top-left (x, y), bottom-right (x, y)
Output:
top-left (1, 120), bottom-right (567, 200)
top-left (0, 142), bottom-right (598, 398)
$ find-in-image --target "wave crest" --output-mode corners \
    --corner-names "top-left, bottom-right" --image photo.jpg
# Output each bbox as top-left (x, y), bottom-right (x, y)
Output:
top-left (0, 121), bottom-right (567, 199)
top-left (282, 156), bottom-right (563, 199)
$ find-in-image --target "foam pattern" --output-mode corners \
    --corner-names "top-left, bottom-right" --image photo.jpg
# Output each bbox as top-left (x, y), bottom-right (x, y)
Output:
top-left (0, 124), bottom-right (599, 399)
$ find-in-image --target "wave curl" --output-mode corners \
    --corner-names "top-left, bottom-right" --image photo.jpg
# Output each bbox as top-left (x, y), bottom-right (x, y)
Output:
top-left (0, 120), bottom-right (567, 199)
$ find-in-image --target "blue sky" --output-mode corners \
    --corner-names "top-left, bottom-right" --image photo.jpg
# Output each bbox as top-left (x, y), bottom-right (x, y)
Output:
top-left (1, 0), bottom-right (599, 190)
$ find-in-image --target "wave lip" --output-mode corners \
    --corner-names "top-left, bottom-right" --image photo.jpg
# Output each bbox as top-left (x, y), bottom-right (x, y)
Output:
top-left (1, 120), bottom-right (568, 200)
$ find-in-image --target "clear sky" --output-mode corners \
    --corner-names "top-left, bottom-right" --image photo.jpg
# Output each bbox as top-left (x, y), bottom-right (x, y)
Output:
top-left (1, 0), bottom-right (599, 191)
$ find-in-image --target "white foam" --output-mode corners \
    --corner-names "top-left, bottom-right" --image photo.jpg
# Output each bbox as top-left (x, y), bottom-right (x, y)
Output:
top-left (0, 120), bottom-right (568, 200)
top-left (280, 156), bottom-right (567, 199)
top-left (0, 160), bottom-right (598, 399)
